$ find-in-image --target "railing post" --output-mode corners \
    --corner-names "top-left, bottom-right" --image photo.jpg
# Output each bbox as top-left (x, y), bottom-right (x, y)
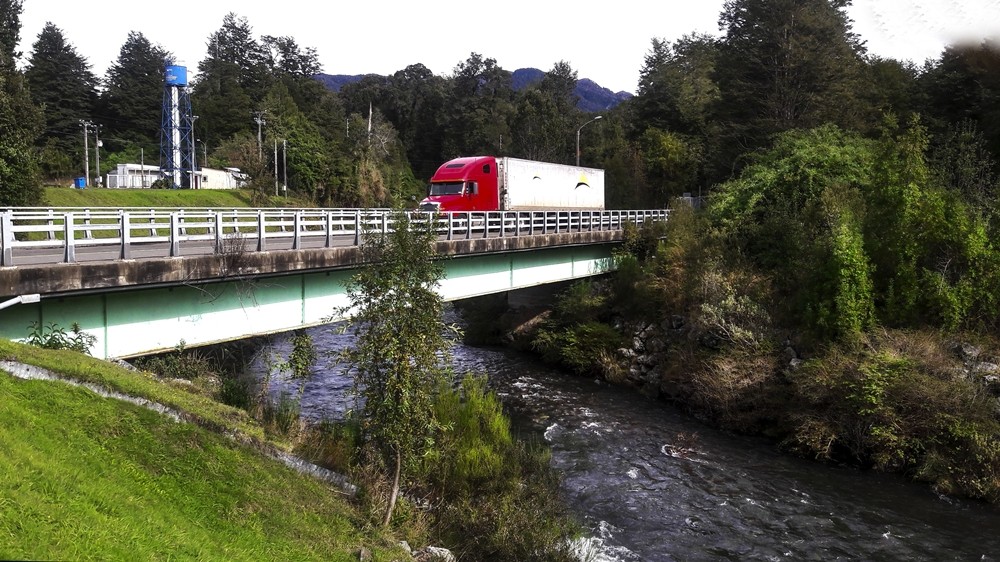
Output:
top-left (120, 212), bottom-right (131, 260)
top-left (257, 210), bottom-right (266, 252)
top-left (500, 212), bottom-right (506, 238)
top-left (293, 210), bottom-right (302, 250)
top-left (214, 211), bottom-right (224, 254)
top-left (64, 212), bottom-right (76, 263)
top-left (483, 212), bottom-right (489, 239)
top-left (354, 211), bottom-right (361, 246)
top-left (46, 209), bottom-right (55, 241)
top-left (382, 212), bottom-right (388, 236)
top-left (82, 209), bottom-right (93, 240)
top-left (325, 211), bottom-right (334, 248)
top-left (447, 213), bottom-right (454, 241)
top-left (1, 211), bottom-right (13, 266)
top-left (169, 212), bottom-right (180, 257)
top-left (465, 212), bottom-right (471, 240)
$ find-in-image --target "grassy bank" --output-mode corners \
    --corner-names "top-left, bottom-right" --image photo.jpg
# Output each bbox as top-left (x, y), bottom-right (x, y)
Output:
top-left (39, 186), bottom-right (315, 209)
top-left (0, 340), bottom-right (405, 560)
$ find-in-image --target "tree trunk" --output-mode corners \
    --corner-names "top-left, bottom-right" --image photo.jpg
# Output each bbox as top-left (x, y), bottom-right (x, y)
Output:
top-left (383, 447), bottom-right (401, 527)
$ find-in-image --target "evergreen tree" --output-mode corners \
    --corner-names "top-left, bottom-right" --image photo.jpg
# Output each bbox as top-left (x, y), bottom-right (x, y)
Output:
top-left (713, 0), bottom-right (866, 181)
top-left (193, 13), bottom-right (270, 147)
top-left (442, 53), bottom-right (515, 158)
top-left (382, 64), bottom-right (448, 180)
top-left (511, 61), bottom-right (581, 163)
top-left (24, 22), bottom-right (99, 169)
top-left (98, 31), bottom-right (170, 154)
top-left (635, 34), bottom-right (720, 136)
top-left (919, 41), bottom-right (1000, 162)
top-left (0, 0), bottom-right (24, 73)
top-left (0, 0), bottom-right (42, 204)
top-left (632, 34), bottom-right (720, 194)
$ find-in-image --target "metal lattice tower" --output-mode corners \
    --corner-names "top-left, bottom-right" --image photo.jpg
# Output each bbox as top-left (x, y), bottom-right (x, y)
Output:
top-left (160, 66), bottom-right (196, 188)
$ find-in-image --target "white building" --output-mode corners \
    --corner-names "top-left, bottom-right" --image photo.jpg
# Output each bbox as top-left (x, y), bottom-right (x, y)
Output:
top-left (106, 163), bottom-right (160, 188)
top-left (105, 164), bottom-right (248, 190)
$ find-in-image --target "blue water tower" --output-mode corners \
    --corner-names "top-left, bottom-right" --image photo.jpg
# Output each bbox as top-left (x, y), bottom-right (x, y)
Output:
top-left (161, 65), bottom-right (194, 188)
top-left (165, 65), bottom-right (188, 87)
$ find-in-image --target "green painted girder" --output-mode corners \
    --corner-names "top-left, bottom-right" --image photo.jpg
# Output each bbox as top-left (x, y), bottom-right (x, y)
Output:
top-left (0, 244), bottom-right (617, 359)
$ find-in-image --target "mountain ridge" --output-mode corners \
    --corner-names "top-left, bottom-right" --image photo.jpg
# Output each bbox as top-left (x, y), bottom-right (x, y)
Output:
top-left (315, 68), bottom-right (632, 112)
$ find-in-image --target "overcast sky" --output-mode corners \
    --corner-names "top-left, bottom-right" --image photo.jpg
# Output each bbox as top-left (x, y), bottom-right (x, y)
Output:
top-left (16, 0), bottom-right (1000, 95)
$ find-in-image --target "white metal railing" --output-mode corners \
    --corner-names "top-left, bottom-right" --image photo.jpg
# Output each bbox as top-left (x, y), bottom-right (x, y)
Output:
top-left (0, 208), bottom-right (670, 266)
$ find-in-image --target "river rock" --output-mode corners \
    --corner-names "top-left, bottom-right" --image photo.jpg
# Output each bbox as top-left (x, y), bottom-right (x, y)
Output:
top-left (414, 546), bottom-right (456, 562)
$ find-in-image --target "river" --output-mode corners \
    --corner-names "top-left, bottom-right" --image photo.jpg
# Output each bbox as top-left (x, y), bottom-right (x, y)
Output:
top-left (254, 315), bottom-right (1000, 562)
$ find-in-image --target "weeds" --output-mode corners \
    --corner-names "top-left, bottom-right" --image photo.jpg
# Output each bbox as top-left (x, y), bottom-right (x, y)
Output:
top-left (25, 321), bottom-right (97, 355)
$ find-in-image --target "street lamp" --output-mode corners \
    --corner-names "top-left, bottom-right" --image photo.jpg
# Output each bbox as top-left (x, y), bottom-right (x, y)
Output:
top-left (576, 115), bottom-right (602, 167)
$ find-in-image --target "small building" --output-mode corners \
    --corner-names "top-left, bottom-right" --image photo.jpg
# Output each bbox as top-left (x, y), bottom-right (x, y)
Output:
top-left (104, 164), bottom-right (248, 190)
top-left (106, 163), bottom-right (161, 189)
top-left (197, 167), bottom-right (248, 190)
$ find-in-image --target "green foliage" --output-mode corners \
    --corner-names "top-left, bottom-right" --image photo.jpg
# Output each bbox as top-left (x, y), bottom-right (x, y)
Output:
top-left (25, 322), bottom-right (96, 355)
top-left (24, 23), bottom-right (98, 156)
top-left (866, 115), bottom-right (1000, 330)
top-left (708, 124), bottom-right (875, 270)
top-left (638, 128), bottom-right (702, 204)
top-left (341, 207), bottom-right (450, 524)
top-left (713, 0), bottom-right (866, 180)
top-left (533, 319), bottom-right (626, 376)
top-left (98, 31), bottom-right (168, 153)
top-left (422, 374), bottom-right (579, 561)
top-left (132, 340), bottom-right (215, 381)
top-left (426, 374), bottom-right (512, 488)
top-left (784, 331), bottom-right (1000, 498)
top-left (800, 187), bottom-right (875, 340)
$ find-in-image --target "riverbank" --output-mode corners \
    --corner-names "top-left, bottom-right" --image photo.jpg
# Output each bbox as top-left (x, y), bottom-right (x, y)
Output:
top-left (0, 340), bottom-right (417, 560)
top-left (457, 271), bottom-right (1000, 505)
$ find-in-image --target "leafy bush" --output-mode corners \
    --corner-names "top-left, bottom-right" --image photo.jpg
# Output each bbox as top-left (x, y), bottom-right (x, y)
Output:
top-left (132, 340), bottom-right (216, 380)
top-left (25, 322), bottom-right (97, 355)
top-left (783, 330), bottom-right (1000, 500)
top-left (422, 374), bottom-right (579, 561)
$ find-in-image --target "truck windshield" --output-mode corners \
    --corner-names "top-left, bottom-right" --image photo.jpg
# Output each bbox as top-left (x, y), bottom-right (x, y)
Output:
top-left (428, 182), bottom-right (464, 196)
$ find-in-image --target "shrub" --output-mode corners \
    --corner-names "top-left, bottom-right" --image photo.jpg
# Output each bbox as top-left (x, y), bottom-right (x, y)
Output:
top-left (25, 321), bottom-right (97, 355)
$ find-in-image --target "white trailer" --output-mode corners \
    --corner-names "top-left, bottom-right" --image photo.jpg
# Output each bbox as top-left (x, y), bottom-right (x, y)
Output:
top-left (499, 157), bottom-right (605, 210)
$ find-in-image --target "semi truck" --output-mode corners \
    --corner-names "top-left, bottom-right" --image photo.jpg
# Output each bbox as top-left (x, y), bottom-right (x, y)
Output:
top-left (417, 156), bottom-right (605, 212)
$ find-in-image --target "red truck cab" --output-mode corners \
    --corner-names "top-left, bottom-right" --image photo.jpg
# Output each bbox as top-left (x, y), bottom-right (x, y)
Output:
top-left (418, 156), bottom-right (500, 212)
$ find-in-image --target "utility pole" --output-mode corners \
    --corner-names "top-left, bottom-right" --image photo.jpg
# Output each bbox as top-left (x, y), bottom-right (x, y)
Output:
top-left (282, 139), bottom-right (288, 198)
top-left (190, 115), bottom-right (199, 168)
top-left (274, 138), bottom-right (279, 197)
top-left (79, 120), bottom-right (92, 186)
top-left (254, 111), bottom-right (266, 160)
top-left (93, 124), bottom-right (102, 187)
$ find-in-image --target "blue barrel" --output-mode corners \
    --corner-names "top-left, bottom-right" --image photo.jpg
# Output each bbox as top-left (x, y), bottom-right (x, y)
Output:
top-left (74, 177), bottom-right (86, 188)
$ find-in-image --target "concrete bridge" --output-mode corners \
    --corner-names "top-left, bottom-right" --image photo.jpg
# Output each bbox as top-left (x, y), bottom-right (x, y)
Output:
top-left (0, 208), bottom-right (668, 359)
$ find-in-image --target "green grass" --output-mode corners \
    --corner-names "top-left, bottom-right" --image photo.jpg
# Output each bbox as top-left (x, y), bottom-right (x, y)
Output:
top-left (42, 186), bottom-right (260, 209)
top-left (0, 341), bottom-right (266, 443)
top-left (0, 341), bottom-right (407, 560)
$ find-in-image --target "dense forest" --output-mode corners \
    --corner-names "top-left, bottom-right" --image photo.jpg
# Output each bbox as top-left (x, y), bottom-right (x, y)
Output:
top-left (0, 2), bottom-right (996, 212)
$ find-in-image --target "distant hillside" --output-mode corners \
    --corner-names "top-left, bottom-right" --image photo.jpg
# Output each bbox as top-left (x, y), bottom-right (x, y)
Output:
top-left (315, 68), bottom-right (632, 112)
